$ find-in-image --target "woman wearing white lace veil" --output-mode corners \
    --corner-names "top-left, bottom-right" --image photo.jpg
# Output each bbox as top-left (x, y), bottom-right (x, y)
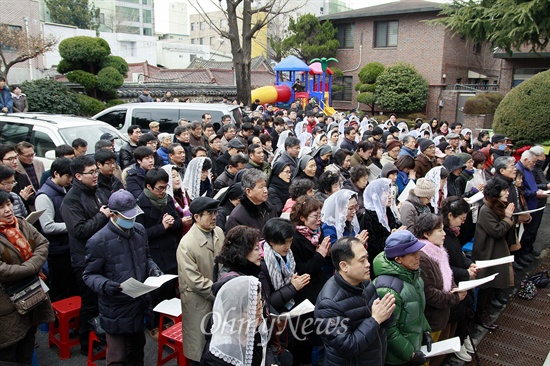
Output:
top-left (397, 121), bottom-right (409, 140)
top-left (182, 157), bottom-right (212, 201)
top-left (321, 189), bottom-right (361, 245)
top-left (294, 121), bottom-right (306, 136)
top-left (297, 132), bottom-right (313, 148)
top-left (425, 166), bottom-right (449, 213)
top-left (419, 122), bottom-right (433, 139)
top-left (312, 133), bottom-right (327, 150)
top-left (338, 119), bottom-right (349, 135)
top-left (201, 276), bottom-right (267, 366)
top-left (460, 128), bottom-right (474, 153)
top-left (271, 130), bottom-right (292, 167)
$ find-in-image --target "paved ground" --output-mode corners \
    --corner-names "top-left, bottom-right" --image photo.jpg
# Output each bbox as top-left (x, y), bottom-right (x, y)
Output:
top-left (34, 207), bottom-right (550, 366)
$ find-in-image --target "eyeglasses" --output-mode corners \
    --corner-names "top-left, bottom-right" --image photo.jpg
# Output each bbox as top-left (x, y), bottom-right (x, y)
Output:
top-left (19, 153), bottom-right (35, 158)
top-left (146, 141), bottom-right (158, 146)
top-left (445, 146), bottom-right (454, 151)
top-left (0, 181), bottom-right (17, 187)
top-left (2, 156), bottom-right (17, 162)
top-left (153, 183), bottom-right (170, 192)
top-left (282, 169), bottom-right (291, 174)
top-left (308, 213), bottom-right (321, 221)
top-left (347, 204), bottom-right (359, 212)
top-left (81, 170), bottom-right (99, 176)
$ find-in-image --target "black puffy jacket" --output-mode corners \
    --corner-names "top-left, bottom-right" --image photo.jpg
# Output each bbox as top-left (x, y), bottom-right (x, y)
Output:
top-left (315, 272), bottom-right (388, 366)
top-left (83, 221), bottom-right (160, 334)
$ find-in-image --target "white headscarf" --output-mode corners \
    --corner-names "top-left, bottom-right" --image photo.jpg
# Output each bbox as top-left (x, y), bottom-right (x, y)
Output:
top-left (408, 130), bottom-right (420, 139)
top-left (298, 132), bottom-right (313, 148)
top-left (419, 123), bottom-right (433, 139)
top-left (298, 146), bottom-right (312, 159)
top-left (321, 189), bottom-right (361, 240)
top-left (363, 178), bottom-right (392, 232)
top-left (397, 122), bottom-right (409, 140)
top-left (272, 130), bottom-right (292, 167)
top-left (294, 121), bottom-right (306, 136)
top-left (425, 166), bottom-right (447, 213)
top-left (182, 157), bottom-right (210, 200)
top-left (433, 135), bottom-right (445, 146)
top-left (312, 133), bottom-right (327, 149)
top-left (338, 119), bottom-right (349, 135)
top-left (162, 164), bottom-right (176, 198)
top-left (209, 276), bottom-right (267, 366)
top-left (461, 128), bottom-right (474, 148)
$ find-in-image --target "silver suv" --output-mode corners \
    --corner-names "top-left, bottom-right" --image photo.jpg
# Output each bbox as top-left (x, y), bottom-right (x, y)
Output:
top-left (0, 113), bottom-right (127, 168)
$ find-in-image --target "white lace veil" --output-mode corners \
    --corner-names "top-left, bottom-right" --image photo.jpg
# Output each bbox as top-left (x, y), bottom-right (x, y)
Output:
top-left (272, 130), bottom-right (292, 167)
top-left (397, 122), bottom-right (409, 140)
top-left (419, 123), bottom-right (433, 139)
top-left (182, 157), bottom-right (210, 200)
top-left (298, 132), bottom-right (313, 147)
top-left (363, 178), bottom-right (392, 232)
top-left (294, 121), bottom-right (306, 136)
top-left (425, 166), bottom-right (447, 213)
top-left (209, 276), bottom-right (267, 366)
top-left (461, 128), bottom-right (474, 148)
top-left (312, 133), bottom-right (326, 149)
top-left (162, 164), bottom-right (176, 198)
top-left (338, 119), bottom-right (349, 134)
top-left (321, 189), bottom-right (361, 240)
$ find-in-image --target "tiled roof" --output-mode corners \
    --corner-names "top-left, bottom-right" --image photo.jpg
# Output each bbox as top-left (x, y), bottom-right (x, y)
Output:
top-left (188, 55), bottom-right (273, 72)
top-left (320, 0), bottom-right (442, 21)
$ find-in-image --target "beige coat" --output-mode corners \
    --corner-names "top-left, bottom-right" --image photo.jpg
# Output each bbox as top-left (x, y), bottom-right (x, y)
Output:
top-left (0, 217), bottom-right (54, 349)
top-left (176, 224), bottom-right (224, 361)
top-left (16, 159), bottom-right (45, 191)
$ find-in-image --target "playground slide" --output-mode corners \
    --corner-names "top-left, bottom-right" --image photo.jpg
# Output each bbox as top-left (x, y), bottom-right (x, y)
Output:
top-left (320, 99), bottom-right (336, 116)
top-left (251, 85), bottom-right (292, 105)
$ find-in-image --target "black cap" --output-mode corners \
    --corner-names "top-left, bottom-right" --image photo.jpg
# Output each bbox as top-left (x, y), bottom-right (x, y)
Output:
top-left (100, 132), bottom-right (117, 141)
top-left (491, 134), bottom-right (506, 143)
top-left (372, 127), bottom-right (383, 136)
top-left (189, 197), bottom-right (220, 215)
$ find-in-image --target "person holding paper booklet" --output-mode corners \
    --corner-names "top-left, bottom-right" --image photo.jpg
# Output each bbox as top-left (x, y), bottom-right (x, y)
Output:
top-left (399, 178), bottom-right (435, 229)
top-left (83, 189), bottom-right (162, 365)
top-left (441, 197), bottom-right (478, 362)
top-left (394, 155), bottom-right (416, 196)
top-left (472, 178), bottom-right (515, 331)
top-left (414, 213), bottom-right (466, 366)
top-left (373, 231), bottom-right (432, 365)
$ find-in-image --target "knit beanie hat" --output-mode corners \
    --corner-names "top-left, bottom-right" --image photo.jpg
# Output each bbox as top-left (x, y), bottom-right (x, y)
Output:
top-left (412, 178), bottom-right (436, 198)
top-left (456, 153), bottom-right (472, 165)
top-left (386, 140), bottom-right (402, 152)
top-left (417, 138), bottom-right (434, 152)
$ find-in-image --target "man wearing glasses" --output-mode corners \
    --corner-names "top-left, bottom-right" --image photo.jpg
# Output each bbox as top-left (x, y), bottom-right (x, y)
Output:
top-left (0, 144), bottom-right (34, 209)
top-left (61, 155), bottom-right (111, 355)
top-left (16, 141), bottom-right (44, 191)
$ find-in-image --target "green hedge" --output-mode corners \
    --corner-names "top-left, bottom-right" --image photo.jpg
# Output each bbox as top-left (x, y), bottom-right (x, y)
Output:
top-left (463, 92), bottom-right (504, 114)
top-left (76, 94), bottom-right (105, 116)
top-left (493, 70), bottom-right (550, 145)
top-left (21, 79), bottom-right (79, 114)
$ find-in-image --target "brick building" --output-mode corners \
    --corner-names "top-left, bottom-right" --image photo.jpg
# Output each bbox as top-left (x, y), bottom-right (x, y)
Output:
top-left (320, 0), bottom-right (502, 124)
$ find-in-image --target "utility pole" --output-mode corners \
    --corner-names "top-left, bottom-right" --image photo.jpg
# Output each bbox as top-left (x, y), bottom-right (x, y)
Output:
top-left (23, 17), bottom-right (33, 80)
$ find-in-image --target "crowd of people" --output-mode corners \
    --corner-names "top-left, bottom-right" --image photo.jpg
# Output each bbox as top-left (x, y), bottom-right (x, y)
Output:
top-left (0, 101), bottom-right (548, 366)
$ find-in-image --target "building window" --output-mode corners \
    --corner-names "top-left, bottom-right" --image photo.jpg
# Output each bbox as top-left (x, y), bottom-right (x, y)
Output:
top-left (116, 6), bottom-right (139, 22)
top-left (191, 22), bottom-right (196, 31)
top-left (200, 21), bottom-right (206, 30)
top-left (332, 76), bottom-right (353, 101)
top-left (473, 43), bottom-right (481, 54)
top-left (143, 9), bottom-right (152, 24)
top-left (336, 23), bottom-right (354, 48)
top-left (99, 13), bottom-right (105, 24)
top-left (143, 28), bottom-right (152, 36)
top-left (191, 39), bottom-right (196, 45)
top-left (199, 37), bottom-right (204, 45)
top-left (220, 19), bottom-right (227, 28)
top-left (210, 37), bottom-right (216, 45)
top-left (375, 20), bottom-right (398, 47)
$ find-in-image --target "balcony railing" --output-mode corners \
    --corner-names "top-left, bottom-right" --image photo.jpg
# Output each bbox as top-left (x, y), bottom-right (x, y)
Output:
top-left (445, 84), bottom-right (500, 91)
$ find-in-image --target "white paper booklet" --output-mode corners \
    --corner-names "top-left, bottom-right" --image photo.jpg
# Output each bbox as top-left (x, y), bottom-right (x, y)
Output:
top-left (475, 255), bottom-right (514, 269)
top-left (398, 180), bottom-right (415, 203)
top-left (452, 273), bottom-right (498, 292)
top-left (120, 274), bottom-right (177, 298)
top-left (26, 209), bottom-right (45, 225)
top-left (270, 299), bottom-right (315, 320)
top-left (153, 298), bottom-right (182, 317)
top-left (464, 191), bottom-right (484, 204)
top-left (421, 336), bottom-right (461, 357)
top-left (513, 206), bottom-right (545, 215)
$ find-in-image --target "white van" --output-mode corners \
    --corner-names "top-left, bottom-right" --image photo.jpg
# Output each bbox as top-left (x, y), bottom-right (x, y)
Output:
top-left (92, 102), bottom-right (242, 134)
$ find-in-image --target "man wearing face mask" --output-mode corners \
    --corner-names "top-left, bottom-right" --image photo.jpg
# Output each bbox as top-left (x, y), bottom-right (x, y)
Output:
top-left (83, 189), bottom-right (162, 365)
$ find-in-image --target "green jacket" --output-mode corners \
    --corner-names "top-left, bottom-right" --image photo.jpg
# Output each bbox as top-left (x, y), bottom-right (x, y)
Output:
top-left (373, 252), bottom-right (431, 365)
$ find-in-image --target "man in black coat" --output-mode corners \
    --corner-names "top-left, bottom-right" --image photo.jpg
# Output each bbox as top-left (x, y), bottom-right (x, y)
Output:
top-left (61, 155), bottom-right (111, 354)
top-left (315, 237), bottom-right (395, 366)
top-left (120, 125), bottom-right (142, 170)
top-left (83, 189), bottom-right (162, 365)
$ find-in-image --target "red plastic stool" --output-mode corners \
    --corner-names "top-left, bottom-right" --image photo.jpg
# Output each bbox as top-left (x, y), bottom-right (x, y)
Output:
top-left (157, 321), bottom-right (187, 366)
top-left (87, 331), bottom-right (107, 366)
top-left (48, 296), bottom-right (81, 359)
top-left (159, 312), bottom-right (182, 333)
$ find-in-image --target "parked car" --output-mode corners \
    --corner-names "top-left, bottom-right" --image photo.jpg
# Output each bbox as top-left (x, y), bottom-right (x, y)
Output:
top-left (0, 113), bottom-right (127, 168)
top-left (92, 102), bottom-right (242, 134)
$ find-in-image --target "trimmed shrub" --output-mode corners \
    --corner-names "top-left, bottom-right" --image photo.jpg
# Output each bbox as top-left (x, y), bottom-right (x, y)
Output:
top-left (493, 69), bottom-right (550, 145)
top-left (360, 83), bottom-right (376, 93)
top-left (105, 99), bottom-right (126, 108)
top-left (358, 62), bottom-right (385, 84)
top-left (66, 70), bottom-right (97, 92)
top-left (97, 66), bottom-right (124, 93)
top-left (357, 92), bottom-right (376, 105)
top-left (58, 36), bottom-right (110, 65)
top-left (76, 94), bottom-right (104, 116)
top-left (21, 79), bottom-right (79, 114)
top-left (463, 92), bottom-right (504, 115)
top-left (375, 63), bottom-right (429, 112)
top-left (100, 55), bottom-right (129, 78)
